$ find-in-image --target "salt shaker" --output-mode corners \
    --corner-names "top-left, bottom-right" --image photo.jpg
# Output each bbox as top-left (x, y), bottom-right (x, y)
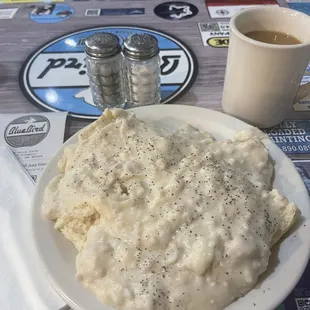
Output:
top-left (84, 32), bottom-right (125, 109)
top-left (123, 34), bottom-right (161, 107)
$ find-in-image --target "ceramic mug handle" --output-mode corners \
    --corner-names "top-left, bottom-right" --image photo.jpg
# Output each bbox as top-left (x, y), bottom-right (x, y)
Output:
top-left (294, 82), bottom-right (310, 103)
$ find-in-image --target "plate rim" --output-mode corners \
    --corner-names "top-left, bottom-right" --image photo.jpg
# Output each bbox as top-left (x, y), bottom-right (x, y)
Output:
top-left (31, 105), bottom-right (310, 310)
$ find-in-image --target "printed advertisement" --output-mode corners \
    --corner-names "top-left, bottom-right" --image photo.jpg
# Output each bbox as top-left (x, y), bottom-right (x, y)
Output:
top-left (293, 63), bottom-right (310, 112)
top-left (288, 2), bottom-right (310, 15)
top-left (85, 8), bottom-right (145, 16)
top-left (198, 22), bottom-right (229, 47)
top-left (264, 120), bottom-right (310, 156)
top-left (293, 160), bottom-right (310, 193)
top-left (154, 2), bottom-right (198, 20)
top-left (0, 8), bottom-right (18, 19)
top-left (0, 0), bottom-right (63, 3)
top-left (29, 3), bottom-right (74, 24)
top-left (205, 0), bottom-right (278, 18)
top-left (0, 112), bottom-right (67, 181)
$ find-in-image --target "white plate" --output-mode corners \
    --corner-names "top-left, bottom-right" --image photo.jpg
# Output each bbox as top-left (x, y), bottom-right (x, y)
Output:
top-left (31, 105), bottom-right (310, 310)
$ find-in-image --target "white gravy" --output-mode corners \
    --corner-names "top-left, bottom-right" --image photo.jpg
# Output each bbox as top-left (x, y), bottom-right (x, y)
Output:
top-left (42, 109), bottom-right (297, 310)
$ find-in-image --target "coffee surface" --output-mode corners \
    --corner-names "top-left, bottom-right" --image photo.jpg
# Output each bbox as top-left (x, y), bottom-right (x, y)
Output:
top-left (245, 30), bottom-right (301, 45)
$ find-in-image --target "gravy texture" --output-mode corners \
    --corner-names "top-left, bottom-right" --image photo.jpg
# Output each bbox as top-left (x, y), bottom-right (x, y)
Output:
top-left (42, 109), bottom-right (298, 310)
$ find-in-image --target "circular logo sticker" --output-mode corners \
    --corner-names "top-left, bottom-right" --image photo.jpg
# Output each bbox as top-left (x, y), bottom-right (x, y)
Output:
top-left (4, 115), bottom-right (50, 148)
top-left (154, 2), bottom-right (198, 20)
top-left (29, 4), bottom-right (74, 24)
top-left (215, 9), bottom-right (229, 17)
top-left (19, 26), bottom-right (198, 119)
top-left (207, 37), bottom-right (229, 48)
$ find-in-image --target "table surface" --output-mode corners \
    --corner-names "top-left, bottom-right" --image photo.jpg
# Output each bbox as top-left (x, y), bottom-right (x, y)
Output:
top-left (0, 1), bottom-right (309, 310)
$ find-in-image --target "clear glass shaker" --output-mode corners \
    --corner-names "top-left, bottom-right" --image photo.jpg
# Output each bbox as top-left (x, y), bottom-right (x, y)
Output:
top-left (84, 32), bottom-right (125, 110)
top-left (123, 34), bottom-right (161, 107)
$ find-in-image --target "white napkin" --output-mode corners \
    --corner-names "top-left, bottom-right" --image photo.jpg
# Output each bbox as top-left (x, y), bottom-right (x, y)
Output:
top-left (0, 145), bottom-right (65, 310)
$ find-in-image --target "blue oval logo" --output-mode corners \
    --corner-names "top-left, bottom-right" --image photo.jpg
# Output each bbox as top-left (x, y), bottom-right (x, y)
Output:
top-left (20, 26), bottom-right (198, 119)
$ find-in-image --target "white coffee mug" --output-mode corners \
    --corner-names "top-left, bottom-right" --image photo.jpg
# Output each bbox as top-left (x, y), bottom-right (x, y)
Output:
top-left (222, 7), bottom-right (310, 128)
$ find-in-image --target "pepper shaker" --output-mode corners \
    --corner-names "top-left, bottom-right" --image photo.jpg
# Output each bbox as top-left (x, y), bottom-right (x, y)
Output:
top-left (84, 32), bottom-right (125, 110)
top-left (123, 34), bottom-right (161, 107)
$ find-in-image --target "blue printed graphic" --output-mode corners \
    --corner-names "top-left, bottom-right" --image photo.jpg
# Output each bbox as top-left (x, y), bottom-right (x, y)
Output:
top-left (32, 85), bottom-right (179, 117)
top-left (294, 160), bottom-right (310, 194)
top-left (100, 8), bottom-right (145, 15)
top-left (30, 3), bottom-right (74, 24)
top-left (20, 26), bottom-right (197, 119)
top-left (264, 120), bottom-right (310, 155)
top-left (288, 3), bottom-right (310, 16)
top-left (33, 88), bottom-right (102, 115)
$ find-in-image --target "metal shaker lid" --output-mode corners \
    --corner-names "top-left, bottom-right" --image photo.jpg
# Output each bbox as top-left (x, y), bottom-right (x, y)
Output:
top-left (85, 32), bottom-right (121, 58)
top-left (123, 34), bottom-right (159, 59)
